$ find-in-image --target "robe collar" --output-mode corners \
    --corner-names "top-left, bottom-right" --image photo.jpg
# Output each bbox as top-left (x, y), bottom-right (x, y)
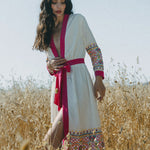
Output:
top-left (50, 14), bottom-right (69, 58)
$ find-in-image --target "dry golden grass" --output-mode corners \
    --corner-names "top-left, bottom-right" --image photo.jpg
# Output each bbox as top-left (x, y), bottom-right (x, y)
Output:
top-left (0, 65), bottom-right (150, 150)
top-left (98, 82), bottom-right (150, 150)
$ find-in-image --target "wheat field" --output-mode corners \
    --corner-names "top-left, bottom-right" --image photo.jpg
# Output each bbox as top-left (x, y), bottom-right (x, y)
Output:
top-left (0, 65), bottom-right (150, 150)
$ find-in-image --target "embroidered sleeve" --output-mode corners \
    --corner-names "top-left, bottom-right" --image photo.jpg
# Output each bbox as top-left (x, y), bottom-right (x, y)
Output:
top-left (80, 15), bottom-right (104, 79)
top-left (86, 43), bottom-right (104, 79)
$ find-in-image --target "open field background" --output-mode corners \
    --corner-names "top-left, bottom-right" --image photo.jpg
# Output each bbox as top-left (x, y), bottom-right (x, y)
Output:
top-left (1, 0), bottom-right (150, 149)
top-left (0, 65), bottom-right (150, 150)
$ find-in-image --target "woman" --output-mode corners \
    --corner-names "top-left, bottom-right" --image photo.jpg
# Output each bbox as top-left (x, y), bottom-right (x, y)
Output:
top-left (33, 0), bottom-right (106, 149)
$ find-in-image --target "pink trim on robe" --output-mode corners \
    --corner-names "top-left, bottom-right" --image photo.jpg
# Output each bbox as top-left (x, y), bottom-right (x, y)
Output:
top-left (95, 70), bottom-right (104, 79)
top-left (49, 15), bottom-right (86, 141)
top-left (60, 15), bottom-right (69, 58)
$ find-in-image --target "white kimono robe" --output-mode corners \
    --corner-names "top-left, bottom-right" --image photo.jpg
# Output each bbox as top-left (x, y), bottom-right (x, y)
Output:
top-left (45, 13), bottom-right (105, 150)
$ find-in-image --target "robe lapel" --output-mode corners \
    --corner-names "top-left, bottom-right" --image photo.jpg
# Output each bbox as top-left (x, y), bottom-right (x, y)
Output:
top-left (49, 14), bottom-right (70, 140)
top-left (50, 14), bottom-right (69, 58)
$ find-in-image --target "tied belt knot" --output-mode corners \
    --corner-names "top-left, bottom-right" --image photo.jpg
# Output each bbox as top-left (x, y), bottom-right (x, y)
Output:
top-left (61, 63), bottom-right (71, 73)
top-left (51, 58), bottom-right (85, 111)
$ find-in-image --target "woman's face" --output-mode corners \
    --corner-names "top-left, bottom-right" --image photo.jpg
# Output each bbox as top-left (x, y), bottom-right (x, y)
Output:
top-left (51, 0), bottom-right (66, 17)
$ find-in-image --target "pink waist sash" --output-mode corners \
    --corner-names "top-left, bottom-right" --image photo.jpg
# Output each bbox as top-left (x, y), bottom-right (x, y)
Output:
top-left (52, 58), bottom-right (85, 139)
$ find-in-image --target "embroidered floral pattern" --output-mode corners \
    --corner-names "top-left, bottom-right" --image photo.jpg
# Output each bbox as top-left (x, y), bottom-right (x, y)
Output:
top-left (86, 43), bottom-right (104, 72)
top-left (62, 128), bottom-right (105, 150)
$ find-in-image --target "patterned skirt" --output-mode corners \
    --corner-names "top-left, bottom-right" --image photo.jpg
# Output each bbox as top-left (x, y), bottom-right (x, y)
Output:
top-left (62, 127), bottom-right (105, 150)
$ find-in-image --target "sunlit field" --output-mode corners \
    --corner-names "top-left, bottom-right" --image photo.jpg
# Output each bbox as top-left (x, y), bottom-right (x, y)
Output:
top-left (0, 64), bottom-right (150, 150)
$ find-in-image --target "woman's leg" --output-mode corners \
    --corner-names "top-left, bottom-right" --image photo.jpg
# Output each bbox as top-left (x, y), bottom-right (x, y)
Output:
top-left (43, 108), bottom-right (64, 149)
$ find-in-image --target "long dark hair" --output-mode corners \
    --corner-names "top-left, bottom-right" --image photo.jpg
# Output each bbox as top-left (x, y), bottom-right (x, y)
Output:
top-left (32, 0), bottom-right (73, 52)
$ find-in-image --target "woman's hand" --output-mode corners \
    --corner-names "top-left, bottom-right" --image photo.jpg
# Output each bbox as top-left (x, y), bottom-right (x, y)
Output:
top-left (93, 76), bottom-right (106, 102)
top-left (47, 57), bottom-right (67, 72)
